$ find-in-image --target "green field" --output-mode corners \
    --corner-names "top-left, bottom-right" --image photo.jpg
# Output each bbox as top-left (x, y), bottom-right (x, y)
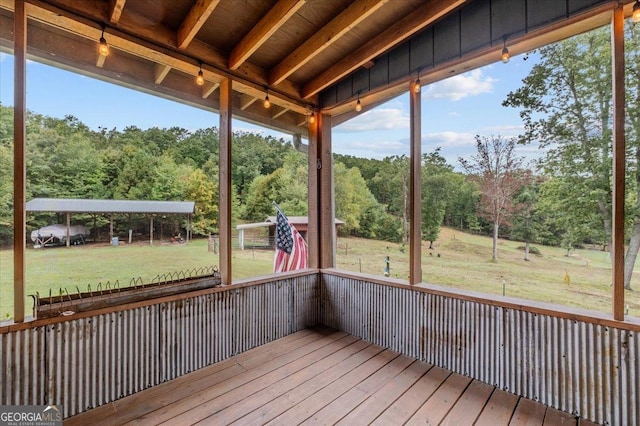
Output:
top-left (1, 228), bottom-right (638, 319)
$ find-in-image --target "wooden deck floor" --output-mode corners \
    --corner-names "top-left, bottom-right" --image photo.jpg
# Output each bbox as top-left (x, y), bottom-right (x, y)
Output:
top-left (65, 327), bottom-right (597, 425)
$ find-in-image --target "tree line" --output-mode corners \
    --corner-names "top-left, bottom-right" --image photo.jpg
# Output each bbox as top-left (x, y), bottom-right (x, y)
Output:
top-left (1, 24), bottom-right (638, 289)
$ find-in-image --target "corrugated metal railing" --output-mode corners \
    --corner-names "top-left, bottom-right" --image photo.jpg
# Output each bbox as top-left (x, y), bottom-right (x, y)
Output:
top-left (0, 273), bottom-right (319, 417)
top-left (2, 270), bottom-right (638, 424)
top-left (321, 273), bottom-right (639, 426)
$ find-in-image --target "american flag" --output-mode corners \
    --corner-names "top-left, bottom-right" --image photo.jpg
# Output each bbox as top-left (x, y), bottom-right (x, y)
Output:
top-left (274, 210), bottom-right (308, 272)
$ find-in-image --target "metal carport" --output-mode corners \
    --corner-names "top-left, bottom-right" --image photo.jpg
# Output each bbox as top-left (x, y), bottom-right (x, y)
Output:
top-left (26, 198), bottom-right (195, 246)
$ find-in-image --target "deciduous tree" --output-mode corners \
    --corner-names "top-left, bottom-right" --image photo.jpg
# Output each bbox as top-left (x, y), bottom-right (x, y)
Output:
top-left (460, 135), bottom-right (524, 260)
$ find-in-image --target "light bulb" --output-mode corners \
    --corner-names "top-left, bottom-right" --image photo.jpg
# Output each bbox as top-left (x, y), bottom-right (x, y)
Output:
top-left (196, 70), bottom-right (204, 86)
top-left (501, 46), bottom-right (510, 64)
top-left (99, 36), bottom-right (109, 57)
top-left (413, 78), bottom-right (421, 93)
top-left (309, 112), bottom-right (315, 124)
top-left (264, 95), bottom-right (271, 109)
top-left (355, 99), bottom-right (362, 112)
top-left (634, 1), bottom-right (640, 23)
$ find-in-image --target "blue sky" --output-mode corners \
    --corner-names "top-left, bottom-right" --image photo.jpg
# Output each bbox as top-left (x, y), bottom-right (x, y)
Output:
top-left (0, 51), bottom-right (540, 167)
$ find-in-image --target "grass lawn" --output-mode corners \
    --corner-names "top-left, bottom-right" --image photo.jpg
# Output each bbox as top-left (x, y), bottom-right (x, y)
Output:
top-left (336, 227), bottom-right (640, 317)
top-left (1, 228), bottom-right (639, 319)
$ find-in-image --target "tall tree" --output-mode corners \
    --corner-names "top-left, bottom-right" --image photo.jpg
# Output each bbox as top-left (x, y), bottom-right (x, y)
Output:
top-left (460, 135), bottom-right (524, 260)
top-left (504, 26), bottom-right (640, 289)
top-left (422, 148), bottom-right (457, 249)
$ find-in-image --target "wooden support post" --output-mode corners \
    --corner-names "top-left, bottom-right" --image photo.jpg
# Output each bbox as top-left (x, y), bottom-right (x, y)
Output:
top-left (319, 114), bottom-right (335, 268)
top-left (409, 80), bottom-right (422, 285)
top-left (611, 6), bottom-right (625, 321)
top-left (66, 212), bottom-right (71, 247)
top-left (13, 0), bottom-right (26, 322)
top-left (149, 215), bottom-right (154, 246)
top-left (219, 78), bottom-right (232, 284)
top-left (109, 214), bottom-right (114, 241)
top-left (308, 115), bottom-right (320, 268)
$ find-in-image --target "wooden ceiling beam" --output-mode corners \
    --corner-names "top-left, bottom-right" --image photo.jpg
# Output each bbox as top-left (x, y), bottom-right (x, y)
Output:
top-left (269, 0), bottom-right (388, 86)
top-left (302, 0), bottom-right (466, 98)
top-left (229, 0), bottom-right (306, 70)
top-left (109, 0), bottom-right (126, 24)
top-left (177, 0), bottom-right (221, 50)
top-left (154, 64), bottom-right (171, 84)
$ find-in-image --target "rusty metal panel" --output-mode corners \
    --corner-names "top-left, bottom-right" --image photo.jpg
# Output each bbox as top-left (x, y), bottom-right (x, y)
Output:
top-left (0, 327), bottom-right (45, 406)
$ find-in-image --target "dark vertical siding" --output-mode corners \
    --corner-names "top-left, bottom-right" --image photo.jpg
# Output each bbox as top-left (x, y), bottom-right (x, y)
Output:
top-left (321, 0), bottom-right (613, 109)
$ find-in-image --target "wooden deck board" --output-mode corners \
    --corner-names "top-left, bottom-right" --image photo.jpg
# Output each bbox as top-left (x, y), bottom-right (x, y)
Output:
top-left (544, 406), bottom-right (578, 425)
top-left (265, 349), bottom-right (404, 424)
top-left (440, 379), bottom-right (495, 425)
top-left (335, 360), bottom-right (431, 425)
top-left (510, 397), bottom-right (549, 425)
top-left (228, 343), bottom-right (387, 425)
top-left (371, 365), bottom-right (450, 425)
top-left (201, 338), bottom-right (373, 425)
top-left (475, 388), bottom-right (521, 426)
top-left (405, 372), bottom-right (473, 425)
top-left (65, 328), bottom-right (591, 426)
top-left (148, 332), bottom-right (352, 425)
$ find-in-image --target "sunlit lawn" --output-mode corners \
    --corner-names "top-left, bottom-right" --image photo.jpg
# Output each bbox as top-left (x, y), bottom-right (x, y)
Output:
top-left (1, 228), bottom-right (639, 319)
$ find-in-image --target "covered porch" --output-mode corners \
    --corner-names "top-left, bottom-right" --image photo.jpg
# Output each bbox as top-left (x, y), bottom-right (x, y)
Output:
top-left (1, 1), bottom-right (640, 425)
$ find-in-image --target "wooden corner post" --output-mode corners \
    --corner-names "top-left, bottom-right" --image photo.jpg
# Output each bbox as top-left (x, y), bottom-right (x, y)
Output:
top-left (308, 114), bottom-right (320, 269)
top-left (611, 6), bottom-right (625, 321)
top-left (14, 0), bottom-right (27, 322)
top-left (308, 113), bottom-right (335, 269)
top-left (409, 80), bottom-right (422, 285)
top-left (219, 78), bottom-right (233, 285)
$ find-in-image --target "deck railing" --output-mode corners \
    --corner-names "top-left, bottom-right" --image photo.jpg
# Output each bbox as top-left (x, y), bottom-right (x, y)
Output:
top-left (1, 269), bottom-right (639, 424)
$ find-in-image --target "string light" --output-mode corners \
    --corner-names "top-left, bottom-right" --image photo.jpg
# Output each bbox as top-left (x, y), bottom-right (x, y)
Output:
top-left (309, 111), bottom-right (316, 124)
top-left (634, 1), bottom-right (640, 23)
top-left (355, 92), bottom-right (362, 112)
top-left (413, 77), bottom-right (421, 93)
top-left (501, 36), bottom-right (510, 64)
top-left (264, 89), bottom-right (271, 109)
top-left (196, 63), bottom-right (204, 86)
top-left (98, 26), bottom-right (109, 57)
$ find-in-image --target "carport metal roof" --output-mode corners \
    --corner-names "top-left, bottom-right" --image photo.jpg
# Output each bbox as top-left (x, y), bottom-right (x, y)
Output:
top-left (26, 198), bottom-right (195, 215)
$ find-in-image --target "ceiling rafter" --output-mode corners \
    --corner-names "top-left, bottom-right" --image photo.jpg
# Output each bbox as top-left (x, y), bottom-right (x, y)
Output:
top-left (154, 64), bottom-right (171, 84)
top-left (302, 0), bottom-right (466, 98)
top-left (202, 81), bottom-right (219, 98)
top-left (240, 94), bottom-right (258, 110)
top-left (177, 0), bottom-right (221, 50)
top-left (271, 106), bottom-right (289, 119)
top-left (269, 0), bottom-right (388, 86)
top-left (96, 53), bottom-right (106, 68)
top-left (229, 0), bottom-right (306, 70)
top-left (109, 0), bottom-right (126, 24)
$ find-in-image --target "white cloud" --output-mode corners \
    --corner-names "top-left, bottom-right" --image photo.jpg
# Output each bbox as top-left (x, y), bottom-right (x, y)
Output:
top-left (335, 107), bottom-right (409, 132)
top-left (422, 131), bottom-right (476, 148)
top-left (423, 69), bottom-right (497, 101)
top-left (334, 137), bottom-right (408, 159)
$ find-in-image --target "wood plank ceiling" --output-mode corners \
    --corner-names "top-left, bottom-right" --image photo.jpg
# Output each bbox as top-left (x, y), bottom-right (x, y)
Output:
top-left (0, 0), bottom-right (463, 136)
